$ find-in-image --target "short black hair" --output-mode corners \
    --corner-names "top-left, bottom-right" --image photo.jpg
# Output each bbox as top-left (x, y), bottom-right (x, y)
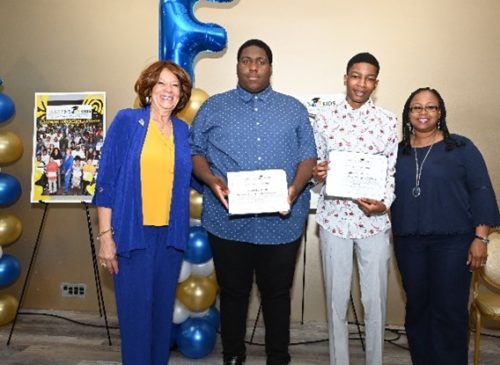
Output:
top-left (237, 39), bottom-right (273, 64)
top-left (346, 52), bottom-right (380, 75)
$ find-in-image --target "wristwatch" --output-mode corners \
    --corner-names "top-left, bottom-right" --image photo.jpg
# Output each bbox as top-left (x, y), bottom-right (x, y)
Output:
top-left (475, 235), bottom-right (490, 245)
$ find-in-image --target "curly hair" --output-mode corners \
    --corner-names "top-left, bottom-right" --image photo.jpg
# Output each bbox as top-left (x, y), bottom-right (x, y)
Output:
top-left (134, 60), bottom-right (192, 114)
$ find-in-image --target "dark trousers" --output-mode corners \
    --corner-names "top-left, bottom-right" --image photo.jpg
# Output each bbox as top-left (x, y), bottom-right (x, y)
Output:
top-left (209, 233), bottom-right (301, 365)
top-left (114, 226), bottom-right (183, 365)
top-left (394, 234), bottom-right (472, 365)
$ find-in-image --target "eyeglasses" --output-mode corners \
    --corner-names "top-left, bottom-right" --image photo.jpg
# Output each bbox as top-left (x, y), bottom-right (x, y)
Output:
top-left (409, 105), bottom-right (440, 114)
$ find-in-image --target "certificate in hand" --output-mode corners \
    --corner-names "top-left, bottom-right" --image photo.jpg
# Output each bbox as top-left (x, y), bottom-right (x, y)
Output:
top-left (325, 151), bottom-right (388, 200)
top-left (227, 169), bottom-right (289, 215)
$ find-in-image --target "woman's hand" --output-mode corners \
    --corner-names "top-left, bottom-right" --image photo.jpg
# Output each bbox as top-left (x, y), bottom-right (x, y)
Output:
top-left (98, 234), bottom-right (119, 275)
top-left (467, 238), bottom-right (488, 271)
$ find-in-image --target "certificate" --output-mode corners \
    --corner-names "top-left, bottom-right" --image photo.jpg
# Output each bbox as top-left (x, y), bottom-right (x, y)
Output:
top-left (227, 169), bottom-right (289, 215)
top-left (325, 151), bottom-right (387, 200)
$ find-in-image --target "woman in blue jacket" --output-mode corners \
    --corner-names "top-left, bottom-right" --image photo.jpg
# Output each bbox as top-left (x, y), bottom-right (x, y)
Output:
top-left (93, 60), bottom-right (192, 365)
top-left (391, 87), bottom-right (500, 365)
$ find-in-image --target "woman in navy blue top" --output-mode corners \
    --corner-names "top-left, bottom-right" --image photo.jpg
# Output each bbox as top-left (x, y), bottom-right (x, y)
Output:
top-left (391, 87), bottom-right (500, 365)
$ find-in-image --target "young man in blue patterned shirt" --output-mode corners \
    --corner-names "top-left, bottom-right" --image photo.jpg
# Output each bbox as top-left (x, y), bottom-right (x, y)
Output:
top-left (189, 39), bottom-right (317, 365)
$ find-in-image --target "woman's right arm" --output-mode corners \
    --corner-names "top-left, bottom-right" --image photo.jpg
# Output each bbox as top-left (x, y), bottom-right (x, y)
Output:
top-left (97, 206), bottom-right (119, 274)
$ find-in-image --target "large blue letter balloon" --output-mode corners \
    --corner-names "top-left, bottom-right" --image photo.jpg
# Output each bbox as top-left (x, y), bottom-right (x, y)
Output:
top-left (0, 173), bottom-right (22, 206)
top-left (177, 317), bottom-right (217, 359)
top-left (159, 0), bottom-right (233, 83)
top-left (185, 226), bottom-right (212, 264)
top-left (0, 93), bottom-right (16, 124)
top-left (0, 254), bottom-right (21, 286)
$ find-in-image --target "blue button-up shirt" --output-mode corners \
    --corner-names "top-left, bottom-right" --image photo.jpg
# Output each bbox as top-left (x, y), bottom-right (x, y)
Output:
top-left (189, 86), bottom-right (317, 244)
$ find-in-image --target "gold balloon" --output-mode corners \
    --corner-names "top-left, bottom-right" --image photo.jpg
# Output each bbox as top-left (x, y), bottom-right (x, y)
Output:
top-left (190, 189), bottom-right (203, 219)
top-left (0, 131), bottom-right (23, 165)
top-left (176, 275), bottom-right (217, 312)
top-left (177, 88), bottom-right (209, 125)
top-left (0, 294), bottom-right (18, 326)
top-left (207, 271), bottom-right (219, 291)
top-left (0, 213), bottom-right (22, 246)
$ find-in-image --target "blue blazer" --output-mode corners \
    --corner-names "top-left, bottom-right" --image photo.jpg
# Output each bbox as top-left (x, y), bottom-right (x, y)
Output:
top-left (92, 107), bottom-right (192, 254)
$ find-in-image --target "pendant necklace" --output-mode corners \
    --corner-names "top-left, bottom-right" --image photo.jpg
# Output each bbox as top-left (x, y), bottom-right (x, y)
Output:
top-left (412, 139), bottom-right (435, 198)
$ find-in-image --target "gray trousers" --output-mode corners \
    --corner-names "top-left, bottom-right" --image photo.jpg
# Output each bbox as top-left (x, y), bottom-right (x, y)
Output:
top-left (319, 227), bottom-right (391, 365)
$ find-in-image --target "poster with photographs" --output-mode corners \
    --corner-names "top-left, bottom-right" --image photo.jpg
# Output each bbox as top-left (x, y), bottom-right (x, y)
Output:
top-left (297, 93), bottom-right (345, 210)
top-left (31, 92), bottom-right (106, 203)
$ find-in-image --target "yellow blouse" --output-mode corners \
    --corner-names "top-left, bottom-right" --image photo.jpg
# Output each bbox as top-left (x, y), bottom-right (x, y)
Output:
top-left (140, 119), bottom-right (175, 226)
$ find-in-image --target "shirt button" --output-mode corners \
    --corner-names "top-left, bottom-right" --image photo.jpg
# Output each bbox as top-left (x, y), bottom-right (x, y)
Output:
top-left (257, 157), bottom-right (262, 161)
top-left (254, 108), bottom-right (258, 112)
top-left (257, 137), bottom-right (261, 141)
top-left (256, 122), bottom-right (260, 126)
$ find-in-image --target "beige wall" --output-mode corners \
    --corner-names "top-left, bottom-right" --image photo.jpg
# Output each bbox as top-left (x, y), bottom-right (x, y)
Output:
top-left (0, 0), bottom-right (499, 326)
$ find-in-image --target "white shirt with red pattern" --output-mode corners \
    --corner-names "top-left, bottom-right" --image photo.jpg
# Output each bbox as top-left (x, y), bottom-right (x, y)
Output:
top-left (312, 98), bottom-right (398, 239)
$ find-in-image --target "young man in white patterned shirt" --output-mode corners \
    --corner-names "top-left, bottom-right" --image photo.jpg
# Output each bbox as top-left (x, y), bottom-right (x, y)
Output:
top-left (311, 52), bottom-right (398, 365)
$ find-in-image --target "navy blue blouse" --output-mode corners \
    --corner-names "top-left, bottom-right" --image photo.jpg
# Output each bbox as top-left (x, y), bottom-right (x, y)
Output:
top-left (391, 134), bottom-right (500, 236)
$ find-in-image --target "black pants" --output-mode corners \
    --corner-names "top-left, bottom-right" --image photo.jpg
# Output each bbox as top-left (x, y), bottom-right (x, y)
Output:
top-left (209, 233), bottom-right (301, 365)
top-left (394, 234), bottom-right (472, 365)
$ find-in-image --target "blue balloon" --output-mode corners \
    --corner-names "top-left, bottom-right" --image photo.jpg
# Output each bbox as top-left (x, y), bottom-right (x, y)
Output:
top-left (0, 92), bottom-right (15, 123)
top-left (159, 0), bottom-right (232, 84)
top-left (0, 173), bottom-right (22, 206)
top-left (199, 306), bottom-right (220, 330)
top-left (185, 226), bottom-right (212, 264)
top-left (0, 254), bottom-right (21, 286)
top-left (177, 317), bottom-right (217, 359)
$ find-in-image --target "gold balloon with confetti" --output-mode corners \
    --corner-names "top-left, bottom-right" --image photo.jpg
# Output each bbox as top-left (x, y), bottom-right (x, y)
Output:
top-left (0, 131), bottom-right (23, 165)
top-left (189, 189), bottom-right (203, 219)
top-left (0, 213), bottom-right (22, 246)
top-left (0, 293), bottom-right (18, 326)
top-left (177, 88), bottom-right (209, 125)
top-left (176, 275), bottom-right (217, 312)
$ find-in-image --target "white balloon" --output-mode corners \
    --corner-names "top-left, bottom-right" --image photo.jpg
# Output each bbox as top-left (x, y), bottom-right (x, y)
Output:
top-left (177, 260), bottom-right (191, 283)
top-left (190, 259), bottom-right (214, 277)
top-left (172, 299), bottom-right (190, 324)
top-left (190, 308), bottom-right (209, 318)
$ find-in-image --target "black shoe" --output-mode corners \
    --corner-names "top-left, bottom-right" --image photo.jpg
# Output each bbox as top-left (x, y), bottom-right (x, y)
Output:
top-left (223, 354), bottom-right (246, 365)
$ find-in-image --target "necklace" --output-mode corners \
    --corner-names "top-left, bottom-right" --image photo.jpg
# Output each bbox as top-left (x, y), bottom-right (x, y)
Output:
top-left (412, 143), bottom-right (434, 198)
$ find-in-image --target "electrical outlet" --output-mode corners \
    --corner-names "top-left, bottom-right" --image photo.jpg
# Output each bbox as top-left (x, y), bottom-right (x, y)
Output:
top-left (60, 282), bottom-right (87, 298)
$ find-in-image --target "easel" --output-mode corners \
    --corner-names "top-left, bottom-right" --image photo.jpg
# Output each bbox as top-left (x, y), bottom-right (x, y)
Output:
top-left (6, 201), bottom-right (112, 346)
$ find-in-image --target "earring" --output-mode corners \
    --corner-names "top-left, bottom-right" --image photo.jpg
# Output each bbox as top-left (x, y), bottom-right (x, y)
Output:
top-left (145, 96), bottom-right (151, 104)
top-left (438, 120), bottom-right (442, 129)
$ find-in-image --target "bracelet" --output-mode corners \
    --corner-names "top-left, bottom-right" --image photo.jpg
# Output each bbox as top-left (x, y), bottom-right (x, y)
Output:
top-left (475, 234), bottom-right (490, 245)
top-left (97, 227), bottom-right (114, 240)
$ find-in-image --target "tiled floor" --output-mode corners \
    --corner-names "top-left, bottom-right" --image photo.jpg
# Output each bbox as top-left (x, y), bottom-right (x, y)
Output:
top-left (0, 310), bottom-right (498, 364)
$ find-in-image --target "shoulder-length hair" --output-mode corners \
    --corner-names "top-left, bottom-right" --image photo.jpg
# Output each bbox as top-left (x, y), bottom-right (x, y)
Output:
top-left (401, 87), bottom-right (462, 154)
top-left (134, 60), bottom-right (192, 114)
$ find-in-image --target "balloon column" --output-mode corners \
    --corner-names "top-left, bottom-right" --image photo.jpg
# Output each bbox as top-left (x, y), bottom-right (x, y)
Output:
top-left (173, 226), bottom-right (219, 359)
top-left (160, 0), bottom-right (234, 358)
top-left (0, 77), bottom-right (23, 326)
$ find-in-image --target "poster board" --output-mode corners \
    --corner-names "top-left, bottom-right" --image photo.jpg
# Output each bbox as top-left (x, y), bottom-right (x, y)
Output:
top-left (31, 92), bottom-right (106, 203)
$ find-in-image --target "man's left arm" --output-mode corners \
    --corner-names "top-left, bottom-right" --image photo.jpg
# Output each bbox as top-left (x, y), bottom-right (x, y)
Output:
top-left (288, 158), bottom-right (317, 205)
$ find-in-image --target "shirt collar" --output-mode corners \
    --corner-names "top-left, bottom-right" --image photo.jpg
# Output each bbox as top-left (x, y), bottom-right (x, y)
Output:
top-left (341, 97), bottom-right (374, 113)
top-left (236, 85), bottom-right (273, 103)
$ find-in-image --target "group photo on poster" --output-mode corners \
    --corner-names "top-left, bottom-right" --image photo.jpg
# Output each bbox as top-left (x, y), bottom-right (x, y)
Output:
top-left (31, 92), bottom-right (106, 203)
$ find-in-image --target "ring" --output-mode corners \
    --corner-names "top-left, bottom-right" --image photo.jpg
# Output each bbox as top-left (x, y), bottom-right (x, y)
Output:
top-left (101, 262), bottom-right (106, 268)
